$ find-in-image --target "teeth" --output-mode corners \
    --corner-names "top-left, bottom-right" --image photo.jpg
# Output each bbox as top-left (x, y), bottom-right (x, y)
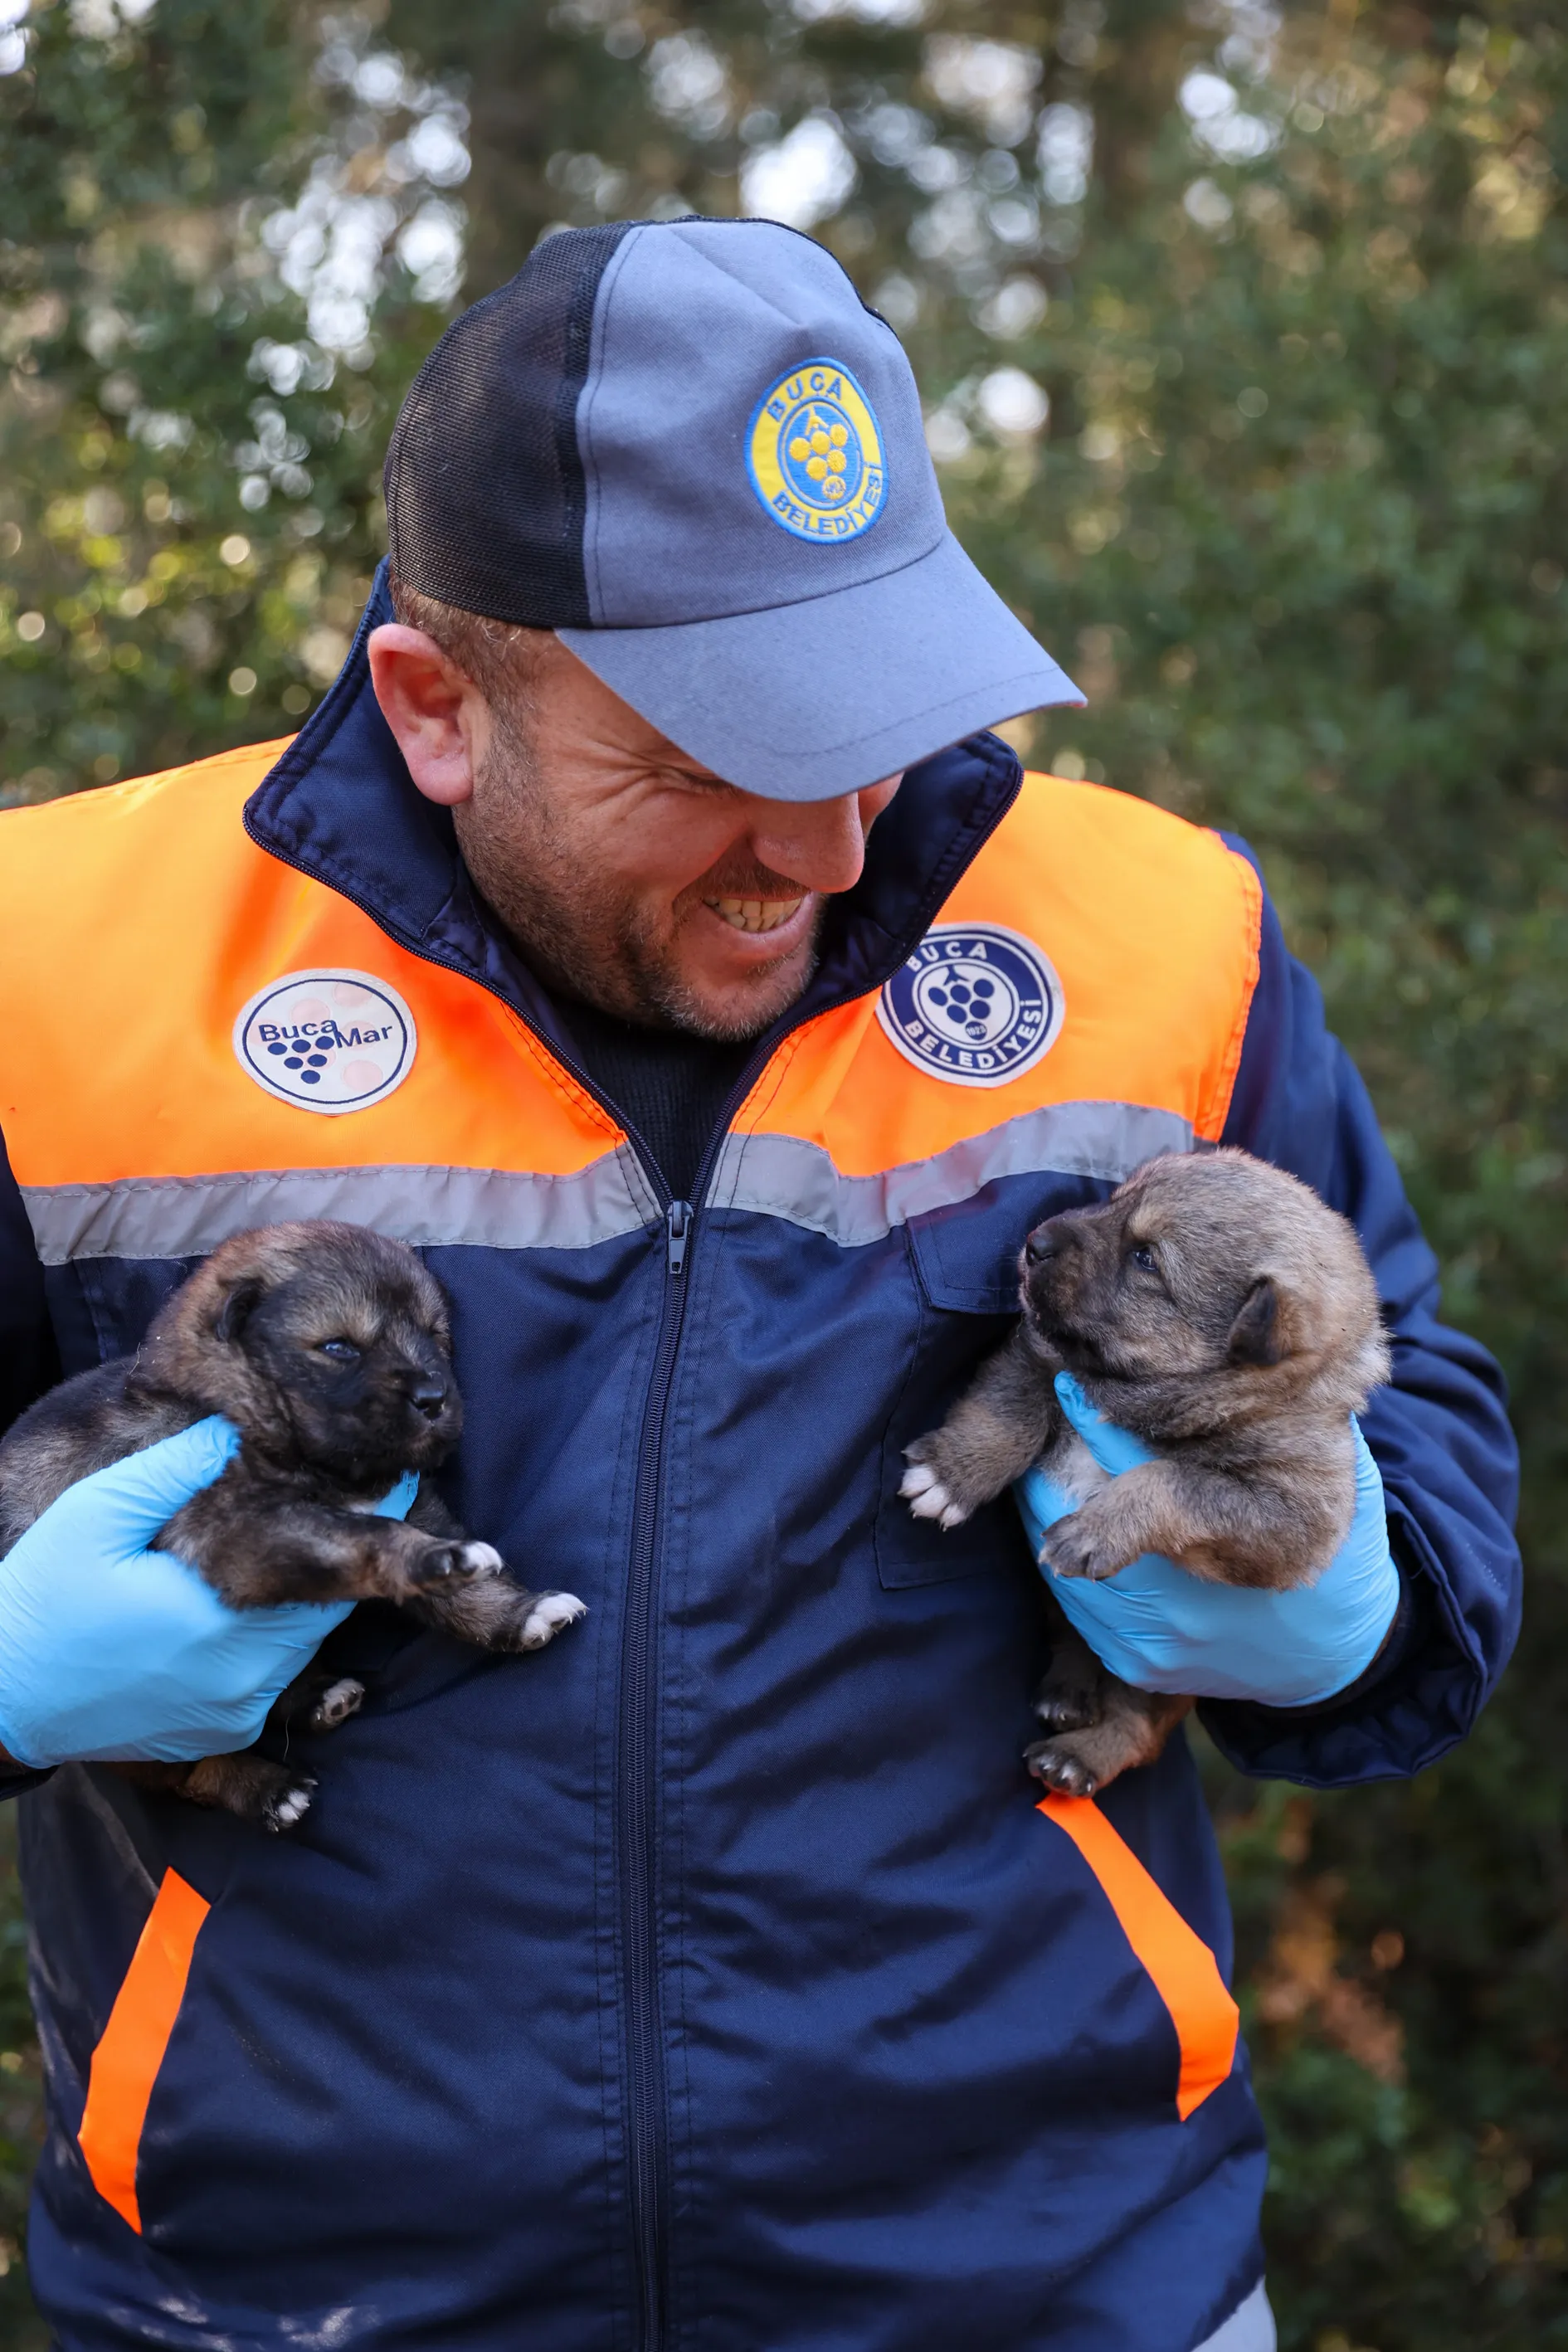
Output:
top-left (704, 894), bottom-right (805, 935)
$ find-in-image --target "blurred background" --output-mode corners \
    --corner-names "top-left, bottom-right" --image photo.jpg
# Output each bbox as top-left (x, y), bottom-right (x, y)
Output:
top-left (2, 0), bottom-right (1565, 2343)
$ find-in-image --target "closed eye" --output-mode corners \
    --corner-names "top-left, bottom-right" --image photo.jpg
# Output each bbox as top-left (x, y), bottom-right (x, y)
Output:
top-left (317, 1339), bottom-right (361, 1361)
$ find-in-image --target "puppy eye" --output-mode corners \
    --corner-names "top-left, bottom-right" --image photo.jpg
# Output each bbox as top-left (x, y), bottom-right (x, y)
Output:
top-left (1127, 1244), bottom-right (1158, 1273)
top-left (317, 1339), bottom-right (361, 1361)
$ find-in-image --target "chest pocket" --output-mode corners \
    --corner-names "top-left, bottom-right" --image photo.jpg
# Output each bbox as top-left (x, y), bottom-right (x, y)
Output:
top-left (873, 1173), bottom-right (1108, 1590)
top-left (40, 1255), bottom-right (203, 1382)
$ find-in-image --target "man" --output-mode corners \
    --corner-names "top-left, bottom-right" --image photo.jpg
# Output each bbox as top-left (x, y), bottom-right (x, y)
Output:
top-left (0, 220), bottom-right (1519, 2351)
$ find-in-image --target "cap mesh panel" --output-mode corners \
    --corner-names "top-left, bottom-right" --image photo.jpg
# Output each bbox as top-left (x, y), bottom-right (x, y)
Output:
top-left (384, 222), bottom-right (631, 628)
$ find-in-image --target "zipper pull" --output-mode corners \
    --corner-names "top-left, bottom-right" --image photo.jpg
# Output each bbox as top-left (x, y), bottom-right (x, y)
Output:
top-left (665, 1199), bottom-right (692, 1275)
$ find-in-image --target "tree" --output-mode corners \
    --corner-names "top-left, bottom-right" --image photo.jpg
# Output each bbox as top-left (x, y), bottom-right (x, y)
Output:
top-left (0, 0), bottom-right (469, 803)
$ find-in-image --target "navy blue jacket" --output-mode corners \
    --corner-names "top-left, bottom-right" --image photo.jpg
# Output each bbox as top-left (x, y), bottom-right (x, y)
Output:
top-left (0, 582), bottom-right (1519, 2350)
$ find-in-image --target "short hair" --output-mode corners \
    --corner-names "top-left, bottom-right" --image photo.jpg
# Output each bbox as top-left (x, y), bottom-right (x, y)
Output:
top-left (387, 572), bottom-right (550, 706)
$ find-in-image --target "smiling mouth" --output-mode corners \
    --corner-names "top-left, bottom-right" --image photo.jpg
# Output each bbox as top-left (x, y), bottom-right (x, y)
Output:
top-left (703, 894), bottom-right (807, 935)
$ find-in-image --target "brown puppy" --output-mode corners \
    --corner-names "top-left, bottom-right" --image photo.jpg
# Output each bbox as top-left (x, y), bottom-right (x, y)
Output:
top-left (900, 1151), bottom-right (1389, 1795)
top-left (0, 1220), bottom-right (584, 1829)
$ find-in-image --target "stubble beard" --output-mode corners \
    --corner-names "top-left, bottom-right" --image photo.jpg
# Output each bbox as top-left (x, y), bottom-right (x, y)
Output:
top-left (453, 703), bottom-right (823, 1042)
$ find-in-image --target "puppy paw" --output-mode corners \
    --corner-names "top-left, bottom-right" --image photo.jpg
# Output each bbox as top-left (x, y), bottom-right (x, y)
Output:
top-left (519, 1590), bottom-right (587, 1651)
top-left (456, 1539), bottom-right (504, 1578)
top-left (1039, 1512), bottom-right (1127, 1583)
top-left (304, 1676), bottom-right (365, 1733)
top-left (414, 1539), bottom-right (504, 1585)
top-left (899, 1441), bottom-right (976, 1530)
top-left (1024, 1740), bottom-right (1098, 1799)
top-left (262, 1775), bottom-right (319, 1833)
top-left (898, 1461), bottom-right (970, 1529)
top-left (1034, 1682), bottom-right (1102, 1735)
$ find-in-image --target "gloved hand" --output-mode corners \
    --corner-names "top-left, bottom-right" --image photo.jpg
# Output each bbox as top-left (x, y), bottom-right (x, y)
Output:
top-left (0, 1419), bottom-right (419, 1770)
top-left (1015, 1373), bottom-right (1400, 1707)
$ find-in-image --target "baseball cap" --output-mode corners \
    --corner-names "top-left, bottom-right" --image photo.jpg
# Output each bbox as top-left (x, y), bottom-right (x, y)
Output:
top-left (384, 217), bottom-right (1082, 801)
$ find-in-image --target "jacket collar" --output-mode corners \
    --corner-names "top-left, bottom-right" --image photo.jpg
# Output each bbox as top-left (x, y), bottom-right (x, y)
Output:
top-left (245, 562), bottom-right (1023, 1064)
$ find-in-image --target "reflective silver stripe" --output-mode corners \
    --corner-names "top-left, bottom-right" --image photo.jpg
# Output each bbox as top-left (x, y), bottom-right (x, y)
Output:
top-left (1193, 2281), bottom-right (1275, 2352)
top-left (705, 1101), bottom-right (1194, 1248)
top-left (25, 1102), bottom-right (1193, 1262)
top-left (21, 1151), bottom-right (661, 1265)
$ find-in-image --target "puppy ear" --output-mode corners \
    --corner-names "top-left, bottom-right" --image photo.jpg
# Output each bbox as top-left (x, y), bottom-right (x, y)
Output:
top-left (1226, 1276), bottom-right (1288, 1367)
top-left (213, 1278), bottom-right (263, 1346)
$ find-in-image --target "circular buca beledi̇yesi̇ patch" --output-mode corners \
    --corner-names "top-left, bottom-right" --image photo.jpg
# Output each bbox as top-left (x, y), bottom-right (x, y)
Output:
top-left (876, 923), bottom-right (1065, 1088)
top-left (747, 358), bottom-right (888, 543)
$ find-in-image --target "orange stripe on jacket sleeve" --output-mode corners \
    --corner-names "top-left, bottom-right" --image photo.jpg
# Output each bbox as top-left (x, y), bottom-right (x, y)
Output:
top-left (77, 1868), bottom-right (210, 2231)
top-left (1038, 1792), bottom-right (1238, 2120)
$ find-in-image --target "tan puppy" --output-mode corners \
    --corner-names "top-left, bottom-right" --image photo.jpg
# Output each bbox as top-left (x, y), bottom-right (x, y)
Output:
top-left (0, 1220), bottom-right (584, 1829)
top-left (901, 1152), bottom-right (1389, 1794)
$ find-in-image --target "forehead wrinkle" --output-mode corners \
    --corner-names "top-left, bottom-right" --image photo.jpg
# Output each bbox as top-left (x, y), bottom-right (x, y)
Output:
top-left (272, 1268), bottom-right (385, 1343)
top-left (1118, 1200), bottom-right (1181, 1268)
top-left (1118, 1198), bottom-right (1161, 1240)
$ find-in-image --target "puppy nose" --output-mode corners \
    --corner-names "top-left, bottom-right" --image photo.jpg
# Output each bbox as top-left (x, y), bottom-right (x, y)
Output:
top-left (1025, 1224), bottom-right (1069, 1266)
top-left (408, 1376), bottom-right (448, 1420)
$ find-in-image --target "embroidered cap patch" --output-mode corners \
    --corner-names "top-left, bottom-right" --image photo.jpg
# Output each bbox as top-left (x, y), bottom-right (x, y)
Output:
top-left (877, 923), bottom-right (1065, 1088)
top-left (747, 358), bottom-right (888, 543)
top-left (233, 969), bottom-right (416, 1114)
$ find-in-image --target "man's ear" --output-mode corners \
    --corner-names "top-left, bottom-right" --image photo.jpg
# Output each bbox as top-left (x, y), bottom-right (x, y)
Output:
top-left (366, 622), bottom-right (485, 807)
top-left (214, 1279), bottom-right (264, 1346)
top-left (1226, 1276), bottom-right (1288, 1367)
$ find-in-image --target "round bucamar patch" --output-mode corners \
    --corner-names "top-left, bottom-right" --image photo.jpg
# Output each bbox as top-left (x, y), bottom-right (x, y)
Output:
top-left (232, 968), bottom-right (416, 1114)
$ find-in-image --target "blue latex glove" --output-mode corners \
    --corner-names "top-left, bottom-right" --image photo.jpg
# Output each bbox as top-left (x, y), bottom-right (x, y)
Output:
top-left (0, 1418), bottom-right (419, 1770)
top-left (1015, 1373), bottom-right (1399, 1707)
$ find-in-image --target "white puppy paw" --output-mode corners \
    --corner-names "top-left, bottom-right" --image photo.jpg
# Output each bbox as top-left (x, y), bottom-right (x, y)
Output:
top-left (899, 1461), bottom-right (971, 1527)
top-left (263, 1776), bottom-right (318, 1833)
top-left (899, 1461), bottom-right (947, 1513)
top-left (457, 1541), bottom-right (504, 1578)
top-left (521, 1590), bottom-right (588, 1650)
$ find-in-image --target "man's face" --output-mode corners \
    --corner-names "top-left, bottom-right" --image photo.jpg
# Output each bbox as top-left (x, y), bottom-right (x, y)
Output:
top-left (368, 624), bottom-right (902, 1040)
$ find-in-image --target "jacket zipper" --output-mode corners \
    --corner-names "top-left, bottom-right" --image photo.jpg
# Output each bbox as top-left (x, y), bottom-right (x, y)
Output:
top-left (246, 761), bottom-right (1021, 2351)
top-left (620, 1197), bottom-right (691, 2350)
top-left (230, 845), bottom-right (751, 2350)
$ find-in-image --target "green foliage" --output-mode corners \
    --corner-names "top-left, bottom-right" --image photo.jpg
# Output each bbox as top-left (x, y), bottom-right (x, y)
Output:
top-left (0, 0), bottom-right (465, 799)
top-left (2, 2), bottom-right (1566, 2346)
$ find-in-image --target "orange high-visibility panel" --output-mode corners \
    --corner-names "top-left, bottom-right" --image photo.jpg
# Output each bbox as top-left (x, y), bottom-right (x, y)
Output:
top-left (77, 1867), bottom-right (211, 2232)
top-left (0, 743), bottom-right (624, 1191)
top-left (1038, 1791), bottom-right (1239, 2121)
top-left (0, 755), bottom-right (1261, 1203)
top-left (735, 773), bottom-right (1262, 1178)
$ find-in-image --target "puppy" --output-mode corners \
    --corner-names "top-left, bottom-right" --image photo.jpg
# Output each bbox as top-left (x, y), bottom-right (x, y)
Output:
top-left (900, 1152), bottom-right (1389, 1796)
top-left (0, 1220), bottom-right (584, 1830)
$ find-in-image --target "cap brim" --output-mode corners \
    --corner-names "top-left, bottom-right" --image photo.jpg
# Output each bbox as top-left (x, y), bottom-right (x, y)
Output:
top-left (556, 530), bottom-right (1083, 801)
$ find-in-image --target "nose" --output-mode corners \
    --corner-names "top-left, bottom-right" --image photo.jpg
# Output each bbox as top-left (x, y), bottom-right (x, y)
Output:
top-left (407, 1375), bottom-right (448, 1420)
top-left (1025, 1223), bottom-right (1073, 1267)
top-left (748, 775), bottom-right (902, 899)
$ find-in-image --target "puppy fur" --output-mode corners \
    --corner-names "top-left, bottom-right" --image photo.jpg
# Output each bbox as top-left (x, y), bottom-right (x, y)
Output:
top-left (900, 1151), bottom-right (1390, 1797)
top-left (0, 1220), bottom-right (585, 1830)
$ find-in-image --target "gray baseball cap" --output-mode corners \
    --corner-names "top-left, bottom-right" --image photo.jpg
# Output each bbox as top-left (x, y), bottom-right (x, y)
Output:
top-left (385, 216), bottom-right (1082, 801)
